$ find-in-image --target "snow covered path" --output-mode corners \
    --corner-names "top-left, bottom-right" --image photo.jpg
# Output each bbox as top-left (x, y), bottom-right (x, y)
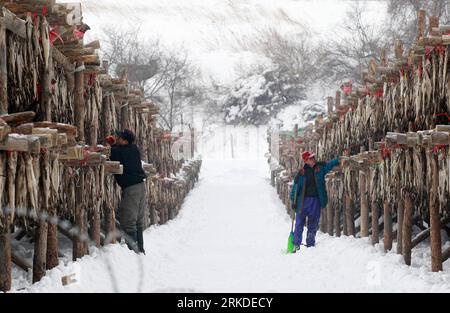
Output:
top-left (17, 154), bottom-right (450, 293)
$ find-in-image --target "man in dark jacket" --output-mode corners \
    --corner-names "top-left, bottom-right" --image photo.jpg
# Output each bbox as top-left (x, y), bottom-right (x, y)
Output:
top-left (107, 129), bottom-right (147, 254)
top-left (290, 151), bottom-right (341, 252)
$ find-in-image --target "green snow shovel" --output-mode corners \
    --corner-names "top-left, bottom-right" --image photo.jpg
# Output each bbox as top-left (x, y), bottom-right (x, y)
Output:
top-left (287, 212), bottom-right (295, 253)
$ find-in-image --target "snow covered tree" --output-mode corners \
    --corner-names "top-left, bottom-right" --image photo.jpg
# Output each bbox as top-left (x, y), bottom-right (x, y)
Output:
top-left (223, 28), bottom-right (316, 125)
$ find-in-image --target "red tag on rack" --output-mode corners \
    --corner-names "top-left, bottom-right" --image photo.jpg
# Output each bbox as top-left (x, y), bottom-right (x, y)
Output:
top-left (49, 27), bottom-right (64, 45)
top-left (74, 28), bottom-right (85, 39)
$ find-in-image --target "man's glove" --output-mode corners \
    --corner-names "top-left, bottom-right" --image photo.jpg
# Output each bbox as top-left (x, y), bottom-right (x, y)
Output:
top-left (105, 135), bottom-right (116, 145)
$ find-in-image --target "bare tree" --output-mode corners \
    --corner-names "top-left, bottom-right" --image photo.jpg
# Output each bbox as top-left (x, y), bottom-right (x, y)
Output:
top-left (156, 52), bottom-right (201, 131)
top-left (102, 25), bottom-right (206, 131)
top-left (385, 0), bottom-right (450, 48)
top-left (102, 25), bottom-right (179, 99)
top-left (315, 1), bottom-right (386, 85)
top-left (102, 25), bottom-right (162, 92)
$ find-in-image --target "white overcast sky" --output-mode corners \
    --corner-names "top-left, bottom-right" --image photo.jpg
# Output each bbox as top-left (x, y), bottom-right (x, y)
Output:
top-left (59, 0), bottom-right (387, 84)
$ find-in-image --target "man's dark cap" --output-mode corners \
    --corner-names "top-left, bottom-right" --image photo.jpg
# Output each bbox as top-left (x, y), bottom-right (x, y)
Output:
top-left (116, 129), bottom-right (135, 144)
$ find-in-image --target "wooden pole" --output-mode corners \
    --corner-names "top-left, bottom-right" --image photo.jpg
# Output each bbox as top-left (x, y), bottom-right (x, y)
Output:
top-left (383, 200), bottom-right (393, 252)
top-left (417, 10), bottom-right (426, 41)
top-left (345, 192), bottom-right (355, 236)
top-left (396, 187), bottom-right (404, 255)
top-left (326, 181), bottom-right (334, 235)
top-left (0, 18), bottom-right (7, 114)
top-left (360, 169), bottom-right (369, 237)
top-left (104, 200), bottom-right (117, 245)
top-left (430, 154), bottom-right (442, 272)
top-left (74, 62), bottom-right (85, 142)
top-left (327, 97), bottom-right (334, 115)
top-left (32, 216), bottom-right (48, 283)
top-left (89, 169), bottom-right (101, 247)
top-left (0, 152), bottom-right (13, 291)
top-left (46, 154), bottom-right (58, 270)
top-left (429, 16), bottom-right (439, 35)
top-left (371, 198), bottom-right (379, 244)
top-left (89, 208), bottom-right (100, 247)
top-left (73, 168), bottom-right (85, 261)
top-left (0, 225), bottom-right (11, 292)
top-left (320, 207), bottom-right (327, 233)
top-left (335, 91), bottom-right (341, 108)
top-left (46, 209), bottom-right (58, 269)
top-left (342, 193), bottom-right (348, 236)
top-left (335, 183), bottom-right (341, 237)
top-left (403, 191), bottom-right (413, 266)
top-left (33, 152), bottom-right (51, 283)
top-left (41, 18), bottom-right (53, 122)
top-left (0, 154), bottom-right (10, 291)
top-left (0, 19), bottom-right (9, 288)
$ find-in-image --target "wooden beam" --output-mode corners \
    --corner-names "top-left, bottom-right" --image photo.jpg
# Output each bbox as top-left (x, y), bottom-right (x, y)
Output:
top-left (0, 111), bottom-right (35, 126)
top-left (57, 224), bottom-right (74, 242)
top-left (12, 252), bottom-right (32, 272)
top-left (411, 216), bottom-right (450, 249)
top-left (33, 121), bottom-right (77, 137)
top-left (2, 7), bottom-right (26, 39)
top-left (443, 247), bottom-right (450, 264)
top-left (0, 134), bottom-right (41, 153)
top-left (104, 161), bottom-right (123, 174)
top-left (58, 145), bottom-right (83, 160)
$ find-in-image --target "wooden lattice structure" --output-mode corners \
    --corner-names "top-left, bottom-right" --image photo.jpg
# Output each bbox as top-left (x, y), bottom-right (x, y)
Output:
top-left (268, 10), bottom-right (450, 273)
top-left (0, 1), bottom-right (202, 292)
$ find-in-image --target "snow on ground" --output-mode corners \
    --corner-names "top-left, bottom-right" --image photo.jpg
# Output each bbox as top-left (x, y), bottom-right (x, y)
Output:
top-left (10, 124), bottom-right (450, 293)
